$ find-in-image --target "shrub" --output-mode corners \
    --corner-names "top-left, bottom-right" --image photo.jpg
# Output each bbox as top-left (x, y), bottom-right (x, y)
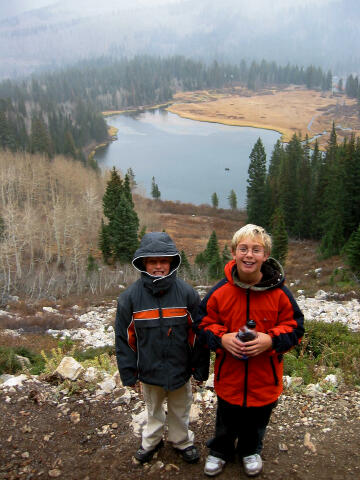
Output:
top-left (0, 346), bottom-right (45, 375)
top-left (284, 320), bottom-right (360, 385)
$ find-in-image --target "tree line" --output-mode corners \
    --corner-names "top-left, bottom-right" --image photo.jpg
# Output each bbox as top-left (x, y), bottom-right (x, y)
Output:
top-left (0, 55), bottom-right (336, 161)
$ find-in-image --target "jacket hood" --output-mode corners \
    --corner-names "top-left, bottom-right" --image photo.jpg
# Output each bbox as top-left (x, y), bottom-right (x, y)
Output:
top-left (132, 232), bottom-right (181, 275)
top-left (224, 257), bottom-right (285, 291)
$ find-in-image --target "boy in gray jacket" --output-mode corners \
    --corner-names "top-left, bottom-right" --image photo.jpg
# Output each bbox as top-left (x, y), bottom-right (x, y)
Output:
top-left (115, 232), bottom-right (209, 464)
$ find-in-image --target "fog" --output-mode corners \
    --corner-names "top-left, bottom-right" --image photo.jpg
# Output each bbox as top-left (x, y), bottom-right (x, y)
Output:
top-left (0, 0), bottom-right (359, 79)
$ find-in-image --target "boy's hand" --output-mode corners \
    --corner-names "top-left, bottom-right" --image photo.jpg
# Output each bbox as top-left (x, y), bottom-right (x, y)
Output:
top-left (221, 332), bottom-right (272, 358)
top-left (241, 332), bottom-right (273, 357)
top-left (221, 332), bottom-right (243, 357)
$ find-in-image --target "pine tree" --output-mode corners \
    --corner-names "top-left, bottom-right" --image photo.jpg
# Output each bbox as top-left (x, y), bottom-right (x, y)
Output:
top-left (126, 167), bottom-right (137, 191)
top-left (100, 167), bottom-right (139, 263)
top-left (211, 192), bottom-right (219, 208)
top-left (319, 124), bottom-right (345, 257)
top-left (86, 253), bottom-right (99, 274)
top-left (110, 195), bottom-right (139, 263)
top-left (195, 230), bottom-right (223, 280)
top-left (151, 176), bottom-right (161, 200)
top-left (247, 138), bottom-right (267, 226)
top-left (139, 225), bottom-right (147, 241)
top-left (270, 208), bottom-right (288, 265)
top-left (179, 250), bottom-right (193, 280)
top-left (343, 224), bottom-right (360, 278)
top-left (221, 245), bottom-right (232, 267)
top-left (103, 167), bottom-right (123, 220)
top-left (279, 134), bottom-right (303, 236)
top-left (99, 219), bottom-right (111, 264)
top-left (228, 189), bottom-right (237, 210)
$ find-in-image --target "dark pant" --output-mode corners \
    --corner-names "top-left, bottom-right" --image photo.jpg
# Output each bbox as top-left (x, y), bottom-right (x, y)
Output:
top-left (207, 396), bottom-right (277, 460)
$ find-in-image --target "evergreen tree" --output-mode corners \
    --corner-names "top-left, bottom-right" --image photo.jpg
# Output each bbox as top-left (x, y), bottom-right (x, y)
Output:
top-left (109, 194), bottom-right (139, 263)
top-left (151, 176), bottom-right (161, 200)
top-left (30, 115), bottom-right (53, 157)
top-left (247, 137), bottom-right (267, 226)
top-left (319, 123), bottom-right (345, 257)
top-left (126, 167), bottom-right (137, 191)
top-left (103, 167), bottom-right (123, 220)
top-left (228, 189), bottom-right (237, 210)
top-left (211, 192), bottom-right (219, 208)
top-left (265, 140), bottom-right (285, 222)
top-left (179, 250), bottom-right (193, 280)
top-left (279, 134), bottom-right (303, 236)
top-left (343, 224), bottom-right (360, 278)
top-left (99, 219), bottom-right (111, 264)
top-left (195, 230), bottom-right (222, 280)
top-left (86, 253), bottom-right (99, 274)
top-left (139, 225), bottom-right (147, 241)
top-left (270, 208), bottom-right (288, 265)
top-left (221, 245), bottom-right (232, 267)
top-left (100, 167), bottom-right (139, 263)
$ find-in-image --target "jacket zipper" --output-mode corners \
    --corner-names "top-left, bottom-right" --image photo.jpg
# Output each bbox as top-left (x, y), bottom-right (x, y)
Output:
top-left (157, 299), bottom-right (168, 390)
top-left (242, 288), bottom-right (251, 407)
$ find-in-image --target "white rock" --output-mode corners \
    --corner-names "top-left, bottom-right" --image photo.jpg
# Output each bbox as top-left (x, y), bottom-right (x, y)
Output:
top-left (0, 374), bottom-right (29, 388)
top-left (97, 375), bottom-right (116, 394)
top-left (55, 357), bottom-right (84, 381)
top-left (83, 367), bottom-right (99, 383)
top-left (304, 383), bottom-right (323, 397)
top-left (323, 374), bottom-right (338, 386)
top-left (189, 403), bottom-right (201, 423)
top-left (43, 306), bottom-right (59, 314)
top-left (112, 371), bottom-right (122, 387)
top-left (205, 373), bottom-right (214, 389)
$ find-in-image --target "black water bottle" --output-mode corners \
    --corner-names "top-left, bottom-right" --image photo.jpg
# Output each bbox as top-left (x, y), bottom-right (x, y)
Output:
top-left (236, 320), bottom-right (257, 359)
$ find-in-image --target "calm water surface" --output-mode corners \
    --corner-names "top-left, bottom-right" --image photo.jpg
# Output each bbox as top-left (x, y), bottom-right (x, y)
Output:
top-left (95, 110), bottom-right (281, 209)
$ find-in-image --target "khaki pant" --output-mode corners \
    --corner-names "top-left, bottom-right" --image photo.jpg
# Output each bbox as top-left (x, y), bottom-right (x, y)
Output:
top-left (141, 381), bottom-right (194, 451)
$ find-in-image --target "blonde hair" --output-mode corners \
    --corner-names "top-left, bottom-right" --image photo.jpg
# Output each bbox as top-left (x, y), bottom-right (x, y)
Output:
top-left (231, 224), bottom-right (272, 255)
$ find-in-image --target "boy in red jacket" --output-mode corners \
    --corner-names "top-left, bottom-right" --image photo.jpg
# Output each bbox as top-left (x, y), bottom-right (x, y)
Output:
top-left (197, 224), bottom-right (304, 477)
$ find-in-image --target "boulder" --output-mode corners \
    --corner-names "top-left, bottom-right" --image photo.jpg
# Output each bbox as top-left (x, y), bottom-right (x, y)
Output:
top-left (55, 357), bottom-right (84, 381)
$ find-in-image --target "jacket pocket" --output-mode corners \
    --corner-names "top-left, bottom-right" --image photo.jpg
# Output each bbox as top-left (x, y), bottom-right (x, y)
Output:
top-left (269, 357), bottom-right (279, 386)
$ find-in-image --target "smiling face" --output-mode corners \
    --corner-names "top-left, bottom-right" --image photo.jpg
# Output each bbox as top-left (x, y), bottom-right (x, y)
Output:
top-left (232, 237), bottom-right (269, 284)
top-left (143, 256), bottom-right (172, 277)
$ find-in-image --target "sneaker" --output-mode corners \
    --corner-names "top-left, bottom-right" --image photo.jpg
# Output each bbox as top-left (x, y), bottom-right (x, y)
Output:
top-left (204, 455), bottom-right (226, 476)
top-left (175, 445), bottom-right (200, 463)
top-left (134, 439), bottom-right (164, 463)
top-left (242, 454), bottom-right (263, 476)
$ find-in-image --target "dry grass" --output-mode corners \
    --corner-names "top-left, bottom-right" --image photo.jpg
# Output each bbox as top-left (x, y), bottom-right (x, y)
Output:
top-left (168, 86), bottom-right (360, 149)
top-left (0, 331), bottom-right (60, 353)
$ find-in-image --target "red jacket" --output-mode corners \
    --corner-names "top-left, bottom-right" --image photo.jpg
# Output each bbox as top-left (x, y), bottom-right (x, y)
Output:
top-left (197, 259), bottom-right (304, 407)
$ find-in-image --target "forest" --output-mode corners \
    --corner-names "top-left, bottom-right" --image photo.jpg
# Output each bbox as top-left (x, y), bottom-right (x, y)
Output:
top-left (247, 127), bottom-right (360, 268)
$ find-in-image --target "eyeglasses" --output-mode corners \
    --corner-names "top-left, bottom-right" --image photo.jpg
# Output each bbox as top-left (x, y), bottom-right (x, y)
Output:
top-left (236, 245), bottom-right (264, 256)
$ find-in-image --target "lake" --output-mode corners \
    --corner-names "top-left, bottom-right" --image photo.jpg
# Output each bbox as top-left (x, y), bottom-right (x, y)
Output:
top-left (95, 109), bottom-right (281, 209)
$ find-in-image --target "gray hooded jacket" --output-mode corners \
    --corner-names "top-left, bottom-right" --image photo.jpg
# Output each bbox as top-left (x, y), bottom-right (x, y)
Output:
top-left (115, 232), bottom-right (209, 390)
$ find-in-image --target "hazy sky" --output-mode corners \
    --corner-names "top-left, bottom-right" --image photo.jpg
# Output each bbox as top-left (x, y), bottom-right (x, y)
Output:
top-left (1, 0), bottom-right (339, 18)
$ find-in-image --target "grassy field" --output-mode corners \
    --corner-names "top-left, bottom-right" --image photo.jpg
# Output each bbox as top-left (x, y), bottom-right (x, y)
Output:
top-left (168, 85), bottom-right (360, 148)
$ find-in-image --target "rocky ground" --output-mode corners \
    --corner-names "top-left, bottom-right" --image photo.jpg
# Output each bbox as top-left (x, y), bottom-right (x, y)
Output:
top-left (1, 282), bottom-right (360, 480)
top-left (1, 372), bottom-right (359, 480)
